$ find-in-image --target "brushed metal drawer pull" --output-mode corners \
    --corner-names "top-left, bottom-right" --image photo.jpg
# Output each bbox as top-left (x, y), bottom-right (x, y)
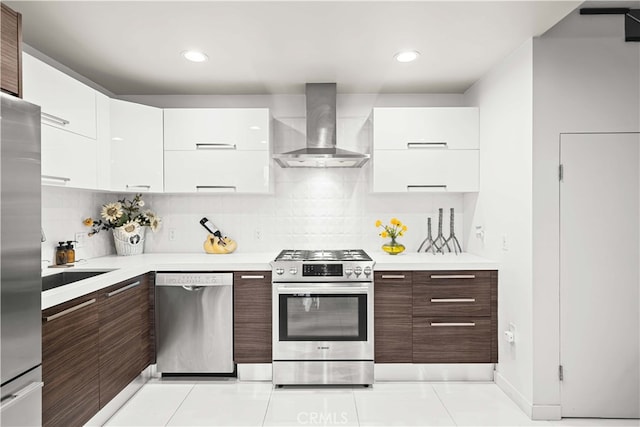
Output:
top-left (106, 281), bottom-right (141, 297)
top-left (0, 382), bottom-right (44, 411)
top-left (407, 185), bottom-right (447, 192)
top-left (380, 274), bottom-right (405, 279)
top-left (196, 186), bottom-right (237, 192)
top-left (126, 185), bottom-right (151, 190)
top-left (41, 175), bottom-right (71, 184)
top-left (407, 142), bottom-right (448, 148)
top-left (430, 275), bottom-right (476, 279)
top-left (430, 322), bottom-right (476, 327)
top-left (195, 143), bottom-right (237, 150)
top-left (41, 112), bottom-right (70, 126)
top-left (241, 275), bottom-right (265, 279)
top-left (430, 298), bottom-right (476, 303)
top-left (44, 298), bottom-right (96, 322)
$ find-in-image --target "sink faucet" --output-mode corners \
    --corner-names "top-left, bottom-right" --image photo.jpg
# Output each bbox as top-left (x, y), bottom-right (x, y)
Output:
top-left (41, 227), bottom-right (46, 243)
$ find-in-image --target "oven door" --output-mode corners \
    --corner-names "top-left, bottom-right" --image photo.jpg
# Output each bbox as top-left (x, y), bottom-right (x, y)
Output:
top-left (272, 282), bottom-right (373, 361)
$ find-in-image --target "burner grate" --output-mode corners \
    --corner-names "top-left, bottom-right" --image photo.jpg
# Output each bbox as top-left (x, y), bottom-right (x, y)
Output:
top-left (274, 249), bottom-right (371, 262)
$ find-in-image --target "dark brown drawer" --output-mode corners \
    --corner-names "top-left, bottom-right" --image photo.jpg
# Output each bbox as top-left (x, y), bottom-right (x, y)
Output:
top-left (413, 282), bottom-right (490, 317)
top-left (413, 270), bottom-right (492, 285)
top-left (374, 271), bottom-right (412, 286)
top-left (413, 317), bottom-right (492, 363)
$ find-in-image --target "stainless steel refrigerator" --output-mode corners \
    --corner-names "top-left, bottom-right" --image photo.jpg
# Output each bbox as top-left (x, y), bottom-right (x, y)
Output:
top-left (0, 92), bottom-right (43, 426)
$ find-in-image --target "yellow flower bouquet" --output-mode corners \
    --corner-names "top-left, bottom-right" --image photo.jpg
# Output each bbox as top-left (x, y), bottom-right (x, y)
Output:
top-left (375, 218), bottom-right (407, 255)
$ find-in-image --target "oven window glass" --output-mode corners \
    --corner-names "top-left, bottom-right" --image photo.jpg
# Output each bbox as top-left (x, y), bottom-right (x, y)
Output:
top-left (279, 294), bottom-right (367, 341)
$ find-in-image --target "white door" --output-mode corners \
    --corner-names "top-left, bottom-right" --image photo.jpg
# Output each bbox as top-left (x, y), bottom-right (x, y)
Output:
top-left (560, 133), bottom-right (640, 418)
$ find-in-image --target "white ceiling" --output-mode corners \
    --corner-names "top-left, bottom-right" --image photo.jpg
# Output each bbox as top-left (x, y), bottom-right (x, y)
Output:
top-left (8, 1), bottom-right (583, 95)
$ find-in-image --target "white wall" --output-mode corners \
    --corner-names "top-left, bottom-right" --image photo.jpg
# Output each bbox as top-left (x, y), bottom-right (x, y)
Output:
top-left (41, 186), bottom-right (115, 263)
top-left (43, 93), bottom-right (472, 256)
top-left (463, 40), bottom-right (534, 411)
top-left (531, 6), bottom-right (640, 416)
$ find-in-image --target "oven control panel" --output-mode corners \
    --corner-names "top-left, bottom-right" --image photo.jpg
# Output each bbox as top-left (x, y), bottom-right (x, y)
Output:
top-left (271, 261), bottom-right (374, 282)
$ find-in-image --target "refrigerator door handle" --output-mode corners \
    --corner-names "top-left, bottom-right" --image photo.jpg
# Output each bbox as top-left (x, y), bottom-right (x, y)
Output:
top-left (0, 382), bottom-right (43, 412)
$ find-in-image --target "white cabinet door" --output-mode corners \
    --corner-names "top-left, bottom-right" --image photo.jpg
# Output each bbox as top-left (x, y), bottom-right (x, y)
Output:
top-left (41, 124), bottom-right (97, 189)
top-left (95, 92), bottom-right (111, 191)
top-left (110, 99), bottom-right (163, 192)
top-left (22, 53), bottom-right (97, 139)
top-left (164, 151), bottom-right (270, 193)
top-left (164, 108), bottom-right (269, 151)
top-left (373, 107), bottom-right (478, 150)
top-left (372, 150), bottom-right (478, 192)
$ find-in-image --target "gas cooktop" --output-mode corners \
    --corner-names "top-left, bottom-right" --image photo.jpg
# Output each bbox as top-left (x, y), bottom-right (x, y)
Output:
top-left (274, 249), bottom-right (372, 262)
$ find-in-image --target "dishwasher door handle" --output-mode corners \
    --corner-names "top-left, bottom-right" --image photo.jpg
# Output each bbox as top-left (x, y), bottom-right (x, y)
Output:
top-left (182, 285), bottom-right (204, 291)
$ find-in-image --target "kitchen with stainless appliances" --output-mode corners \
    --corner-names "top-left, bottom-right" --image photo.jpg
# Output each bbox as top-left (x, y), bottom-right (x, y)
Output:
top-left (0, 93), bottom-right (43, 427)
top-left (271, 249), bottom-right (375, 385)
top-left (4, 0), bottom-right (640, 425)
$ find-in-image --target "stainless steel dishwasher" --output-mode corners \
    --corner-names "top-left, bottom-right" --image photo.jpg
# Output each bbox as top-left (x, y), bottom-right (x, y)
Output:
top-left (156, 273), bottom-right (234, 375)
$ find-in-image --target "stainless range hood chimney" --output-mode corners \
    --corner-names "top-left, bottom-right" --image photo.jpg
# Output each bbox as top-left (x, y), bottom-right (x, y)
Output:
top-left (273, 83), bottom-right (370, 168)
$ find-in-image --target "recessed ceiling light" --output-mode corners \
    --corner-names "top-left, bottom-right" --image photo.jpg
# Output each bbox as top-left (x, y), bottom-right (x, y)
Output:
top-left (112, 137), bottom-right (123, 141)
top-left (394, 50), bottom-right (420, 63)
top-left (182, 50), bottom-right (209, 63)
top-left (249, 125), bottom-right (261, 130)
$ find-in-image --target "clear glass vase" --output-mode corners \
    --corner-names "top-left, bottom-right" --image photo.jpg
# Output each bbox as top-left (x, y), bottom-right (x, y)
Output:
top-left (382, 238), bottom-right (405, 255)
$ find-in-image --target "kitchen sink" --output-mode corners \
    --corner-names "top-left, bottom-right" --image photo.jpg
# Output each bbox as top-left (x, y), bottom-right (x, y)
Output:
top-left (42, 271), bottom-right (110, 292)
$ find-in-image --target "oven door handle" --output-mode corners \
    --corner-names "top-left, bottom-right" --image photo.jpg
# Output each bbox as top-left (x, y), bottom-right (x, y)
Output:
top-left (275, 285), bottom-right (370, 294)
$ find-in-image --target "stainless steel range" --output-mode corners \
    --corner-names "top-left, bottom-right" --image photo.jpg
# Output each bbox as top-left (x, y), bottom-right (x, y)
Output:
top-left (271, 249), bottom-right (375, 386)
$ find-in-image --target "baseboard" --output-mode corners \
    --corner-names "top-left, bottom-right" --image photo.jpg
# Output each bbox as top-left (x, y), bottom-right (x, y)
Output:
top-left (375, 363), bottom-right (495, 381)
top-left (494, 371), bottom-right (562, 421)
top-left (494, 371), bottom-right (533, 418)
top-left (531, 404), bottom-right (562, 420)
top-left (237, 363), bottom-right (272, 381)
top-left (84, 365), bottom-right (153, 426)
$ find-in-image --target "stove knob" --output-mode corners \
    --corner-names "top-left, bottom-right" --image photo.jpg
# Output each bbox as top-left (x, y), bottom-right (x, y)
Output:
top-left (354, 266), bottom-right (362, 276)
top-left (289, 267), bottom-right (298, 275)
top-left (364, 266), bottom-right (372, 277)
top-left (345, 268), bottom-right (353, 277)
top-left (276, 268), bottom-right (284, 275)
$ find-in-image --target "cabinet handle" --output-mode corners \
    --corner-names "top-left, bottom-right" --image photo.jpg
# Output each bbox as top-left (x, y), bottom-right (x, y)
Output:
top-left (196, 186), bottom-right (237, 192)
top-left (44, 298), bottom-right (96, 322)
top-left (407, 185), bottom-right (447, 192)
top-left (407, 142), bottom-right (448, 148)
top-left (41, 175), bottom-right (70, 185)
top-left (195, 143), bottom-right (237, 150)
top-left (0, 382), bottom-right (44, 412)
top-left (430, 298), bottom-right (476, 303)
top-left (430, 274), bottom-right (476, 279)
top-left (430, 322), bottom-right (476, 327)
top-left (41, 112), bottom-right (70, 126)
top-left (380, 274), bottom-right (405, 279)
top-left (240, 275), bottom-right (265, 279)
top-left (106, 281), bottom-right (141, 297)
top-left (126, 185), bottom-right (151, 190)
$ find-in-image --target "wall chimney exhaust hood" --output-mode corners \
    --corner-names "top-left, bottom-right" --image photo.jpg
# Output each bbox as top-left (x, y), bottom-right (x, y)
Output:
top-left (273, 83), bottom-right (370, 168)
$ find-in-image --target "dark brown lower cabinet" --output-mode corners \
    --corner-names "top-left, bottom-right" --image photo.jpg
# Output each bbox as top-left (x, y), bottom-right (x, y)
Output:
top-left (374, 272), bottom-right (413, 363)
top-left (98, 274), bottom-right (150, 408)
top-left (42, 292), bottom-right (100, 427)
top-left (413, 318), bottom-right (492, 363)
top-left (234, 271), bottom-right (272, 363)
top-left (42, 273), bottom-right (154, 425)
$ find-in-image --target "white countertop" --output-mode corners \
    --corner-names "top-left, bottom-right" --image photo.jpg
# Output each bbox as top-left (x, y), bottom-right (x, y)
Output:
top-left (42, 251), bottom-right (497, 310)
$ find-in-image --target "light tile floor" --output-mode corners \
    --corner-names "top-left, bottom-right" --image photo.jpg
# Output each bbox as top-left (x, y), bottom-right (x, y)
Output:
top-left (103, 380), bottom-right (640, 427)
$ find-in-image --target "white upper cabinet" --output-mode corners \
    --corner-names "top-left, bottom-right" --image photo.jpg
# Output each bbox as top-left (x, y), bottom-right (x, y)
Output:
top-left (164, 151), bottom-right (270, 193)
top-left (40, 125), bottom-right (97, 190)
top-left (372, 150), bottom-right (479, 193)
top-left (373, 107), bottom-right (479, 150)
top-left (22, 53), bottom-right (97, 139)
top-left (164, 108), bottom-right (270, 151)
top-left (110, 99), bottom-right (163, 192)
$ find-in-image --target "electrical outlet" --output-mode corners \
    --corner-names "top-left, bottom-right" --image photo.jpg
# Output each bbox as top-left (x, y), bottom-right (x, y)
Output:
top-left (502, 234), bottom-right (509, 251)
top-left (74, 232), bottom-right (87, 248)
top-left (168, 228), bottom-right (177, 241)
top-left (254, 229), bottom-right (262, 241)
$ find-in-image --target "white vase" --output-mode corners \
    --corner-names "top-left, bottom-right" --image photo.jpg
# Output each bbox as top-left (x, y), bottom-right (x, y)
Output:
top-left (112, 226), bottom-right (146, 256)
